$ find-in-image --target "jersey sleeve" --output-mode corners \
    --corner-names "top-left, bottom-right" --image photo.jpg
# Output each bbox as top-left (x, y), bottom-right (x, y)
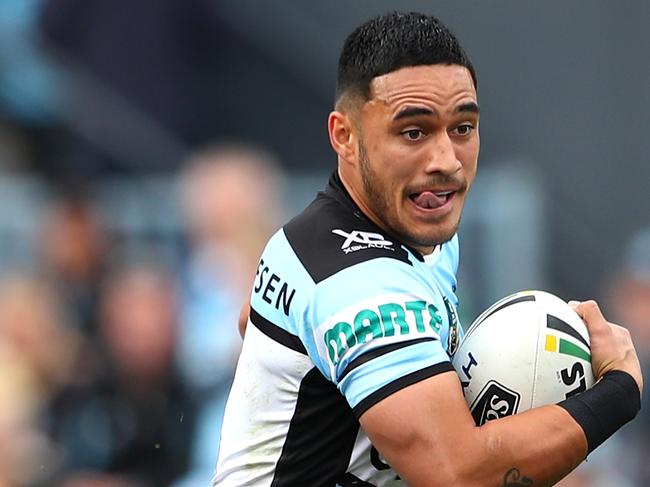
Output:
top-left (305, 256), bottom-right (455, 417)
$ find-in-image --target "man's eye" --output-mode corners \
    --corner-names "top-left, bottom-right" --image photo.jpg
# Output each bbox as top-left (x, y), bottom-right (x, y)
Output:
top-left (452, 124), bottom-right (474, 136)
top-left (403, 129), bottom-right (425, 141)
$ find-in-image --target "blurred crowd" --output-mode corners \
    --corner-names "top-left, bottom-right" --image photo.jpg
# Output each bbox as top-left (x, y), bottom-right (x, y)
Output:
top-left (0, 145), bottom-right (287, 487)
top-left (0, 2), bottom-right (288, 482)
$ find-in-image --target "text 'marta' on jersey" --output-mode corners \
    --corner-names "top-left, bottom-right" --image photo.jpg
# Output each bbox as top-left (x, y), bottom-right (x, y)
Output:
top-left (214, 171), bottom-right (462, 487)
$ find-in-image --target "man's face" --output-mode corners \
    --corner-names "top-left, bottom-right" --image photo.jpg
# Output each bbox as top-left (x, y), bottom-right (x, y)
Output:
top-left (346, 64), bottom-right (479, 254)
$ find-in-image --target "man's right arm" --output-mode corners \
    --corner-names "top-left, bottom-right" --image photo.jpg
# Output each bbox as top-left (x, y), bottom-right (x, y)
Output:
top-left (360, 300), bottom-right (642, 487)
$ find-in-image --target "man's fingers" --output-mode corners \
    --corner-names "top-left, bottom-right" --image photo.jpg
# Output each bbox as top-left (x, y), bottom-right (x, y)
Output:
top-left (580, 300), bottom-right (605, 325)
top-left (568, 300), bottom-right (581, 316)
top-left (569, 300), bottom-right (604, 324)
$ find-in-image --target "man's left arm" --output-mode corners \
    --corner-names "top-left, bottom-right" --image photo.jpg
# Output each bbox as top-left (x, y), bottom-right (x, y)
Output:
top-left (238, 297), bottom-right (250, 338)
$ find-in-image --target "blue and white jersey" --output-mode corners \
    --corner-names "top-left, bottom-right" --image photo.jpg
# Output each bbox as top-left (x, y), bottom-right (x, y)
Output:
top-left (214, 172), bottom-right (462, 487)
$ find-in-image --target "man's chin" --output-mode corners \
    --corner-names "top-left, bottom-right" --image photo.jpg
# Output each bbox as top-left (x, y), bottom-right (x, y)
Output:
top-left (404, 210), bottom-right (461, 245)
top-left (403, 227), bottom-right (457, 253)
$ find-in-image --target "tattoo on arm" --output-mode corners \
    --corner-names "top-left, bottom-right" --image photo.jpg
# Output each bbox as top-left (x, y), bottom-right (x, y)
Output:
top-left (501, 468), bottom-right (533, 486)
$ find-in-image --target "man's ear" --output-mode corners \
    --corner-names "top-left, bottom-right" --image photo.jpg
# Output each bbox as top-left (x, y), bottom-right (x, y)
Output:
top-left (328, 110), bottom-right (358, 164)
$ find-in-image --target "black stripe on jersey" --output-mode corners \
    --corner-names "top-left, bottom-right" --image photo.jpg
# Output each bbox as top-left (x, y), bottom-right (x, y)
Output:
top-left (547, 314), bottom-right (590, 349)
top-left (352, 362), bottom-right (455, 418)
top-left (250, 307), bottom-right (307, 355)
top-left (339, 337), bottom-right (438, 382)
top-left (283, 172), bottom-right (418, 284)
top-left (271, 367), bottom-right (360, 487)
top-left (338, 473), bottom-right (376, 486)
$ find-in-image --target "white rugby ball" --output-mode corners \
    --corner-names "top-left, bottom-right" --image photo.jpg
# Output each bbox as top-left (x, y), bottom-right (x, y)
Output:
top-left (451, 290), bottom-right (595, 425)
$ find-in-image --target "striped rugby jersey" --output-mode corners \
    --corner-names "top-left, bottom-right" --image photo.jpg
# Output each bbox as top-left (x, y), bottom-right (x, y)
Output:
top-left (213, 171), bottom-right (462, 486)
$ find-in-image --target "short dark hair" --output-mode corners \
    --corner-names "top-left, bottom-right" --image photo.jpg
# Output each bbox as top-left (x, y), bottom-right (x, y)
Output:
top-left (335, 12), bottom-right (477, 104)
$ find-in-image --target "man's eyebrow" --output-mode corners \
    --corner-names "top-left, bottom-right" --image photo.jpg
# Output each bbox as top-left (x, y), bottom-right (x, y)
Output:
top-left (393, 102), bottom-right (479, 121)
top-left (393, 106), bottom-right (436, 121)
top-left (456, 102), bottom-right (480, 114)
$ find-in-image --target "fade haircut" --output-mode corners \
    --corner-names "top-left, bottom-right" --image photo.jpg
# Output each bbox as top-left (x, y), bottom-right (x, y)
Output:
top-left (335, 12), bottom-right (477, 107)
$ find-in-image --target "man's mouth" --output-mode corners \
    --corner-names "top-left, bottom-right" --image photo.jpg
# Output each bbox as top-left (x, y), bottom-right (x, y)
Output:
top-left (409, 190), bottom-right (455, 210)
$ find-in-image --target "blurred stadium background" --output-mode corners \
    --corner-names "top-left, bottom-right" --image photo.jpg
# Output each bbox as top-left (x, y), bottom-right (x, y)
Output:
top-left (0, 1), bottom-right (648, 486)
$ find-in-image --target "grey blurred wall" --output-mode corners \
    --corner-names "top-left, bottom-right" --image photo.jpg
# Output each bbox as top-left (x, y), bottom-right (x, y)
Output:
top-left (213, 0), bottom-right (650, 301)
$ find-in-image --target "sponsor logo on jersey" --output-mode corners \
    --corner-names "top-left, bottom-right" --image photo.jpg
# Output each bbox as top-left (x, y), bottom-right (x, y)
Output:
top-left (331, 229), bottom-right (394, 254)
top-left (254, 259), bottom-right (296, 316)
top-left (469, 380), bottom-right (520, 425)
top-left (323, 299), bottom-right (444, 365)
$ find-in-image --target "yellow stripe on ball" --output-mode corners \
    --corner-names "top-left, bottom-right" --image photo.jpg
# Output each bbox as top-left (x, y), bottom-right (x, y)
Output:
top-left (545, 334), bottom-right (557, 352)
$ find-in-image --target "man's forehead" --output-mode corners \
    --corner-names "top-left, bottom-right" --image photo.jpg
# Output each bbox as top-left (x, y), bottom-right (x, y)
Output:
top-left (368, 64), bottom-right (477, 106)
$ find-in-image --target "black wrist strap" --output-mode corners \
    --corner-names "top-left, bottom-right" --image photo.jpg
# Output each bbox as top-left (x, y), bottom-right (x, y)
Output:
top-left (558, 370), bottom-right (641, 454)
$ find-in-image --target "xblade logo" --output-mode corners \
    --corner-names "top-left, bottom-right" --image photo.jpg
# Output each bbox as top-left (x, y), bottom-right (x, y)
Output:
top-left (470, 380), bottom-right (520, 425)
top-left (331, 229), bottom-right (394, 254)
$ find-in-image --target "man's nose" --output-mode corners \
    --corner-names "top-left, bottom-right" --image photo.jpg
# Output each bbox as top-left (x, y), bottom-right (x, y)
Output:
top-left (424, 132), bottom-right (461, 174)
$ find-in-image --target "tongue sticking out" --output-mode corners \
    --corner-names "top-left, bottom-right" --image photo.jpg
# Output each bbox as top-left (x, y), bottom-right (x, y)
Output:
top-left (412, 191), bottom-right (448, 209)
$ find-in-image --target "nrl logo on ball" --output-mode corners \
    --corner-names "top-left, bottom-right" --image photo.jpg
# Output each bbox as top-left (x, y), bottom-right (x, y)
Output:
top-left (470, 380), bottom-right (520, 426)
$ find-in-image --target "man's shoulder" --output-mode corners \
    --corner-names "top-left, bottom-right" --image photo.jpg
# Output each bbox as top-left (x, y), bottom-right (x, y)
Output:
top-left (283, 191), bottom-right (415, 284)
